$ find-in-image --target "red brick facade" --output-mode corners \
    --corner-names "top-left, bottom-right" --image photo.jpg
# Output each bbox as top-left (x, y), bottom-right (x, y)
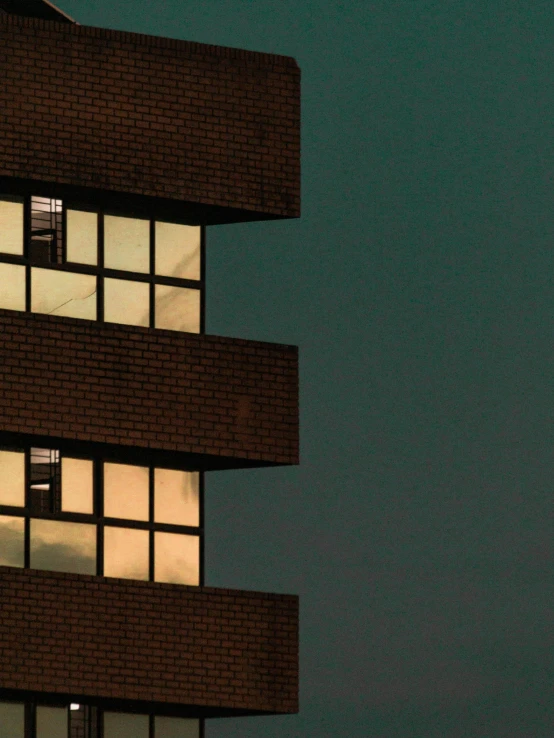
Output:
top-left (0, 4), bottom-right (300, 726)
top-left (0, 309), bottom-right (299, 468)
top-left (0, 566), bottom-right (299, 715)
top-left (0, 14), bottom-right (300, 222)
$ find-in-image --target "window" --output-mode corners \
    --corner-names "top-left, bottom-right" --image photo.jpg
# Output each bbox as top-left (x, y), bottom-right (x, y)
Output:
top-left (0, 193), bottom-right (204, 334)
top-left (0, 444), bottom-right (202, 585)
top-left (0, 701), bottom-right (201, 738)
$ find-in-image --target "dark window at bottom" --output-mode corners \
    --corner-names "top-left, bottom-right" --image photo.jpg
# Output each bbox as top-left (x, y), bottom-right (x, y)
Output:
top-left (0, 701), bottom-right (202, 737)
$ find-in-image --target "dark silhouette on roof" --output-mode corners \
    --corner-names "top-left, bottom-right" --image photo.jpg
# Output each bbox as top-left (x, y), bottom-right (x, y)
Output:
top-left (0, 0), bottom-right (74, 22)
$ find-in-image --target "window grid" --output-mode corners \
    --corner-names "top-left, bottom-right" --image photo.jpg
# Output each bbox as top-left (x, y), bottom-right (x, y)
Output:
top-left (0, 701), bottom-right (204, 738)
top-left (0, 194), bottom-right (205, 334)
top-left (0, 446), bottom-right (203, 586)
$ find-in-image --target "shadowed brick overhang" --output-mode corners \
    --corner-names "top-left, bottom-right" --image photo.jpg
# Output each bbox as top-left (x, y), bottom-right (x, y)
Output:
top-left (0, 14), bottom-right (300, 223)
top-left (0, 310), bottom-right (299, 469)
top-left (0, 567), bottom-right (299, 715)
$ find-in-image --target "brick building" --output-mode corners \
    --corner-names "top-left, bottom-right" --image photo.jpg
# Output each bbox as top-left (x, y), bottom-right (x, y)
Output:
top-left (0, 1), bottom-right (300, 735)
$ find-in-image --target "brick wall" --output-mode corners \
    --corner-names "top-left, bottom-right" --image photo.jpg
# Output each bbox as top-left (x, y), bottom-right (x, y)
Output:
top-left (0, 566), bottom-right (299, 714)
top-left (0, 309), bottom-right (299, 467)
top-left (0, 14), bottom-right (300, 222)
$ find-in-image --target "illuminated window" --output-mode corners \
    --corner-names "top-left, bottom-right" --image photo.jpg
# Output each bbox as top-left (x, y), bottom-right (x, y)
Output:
top-left (0, 701), bottom-right (24, 735)
top-left (104, 214), bottom-right (150, 273)
top-left (0, 444), bottom-right (202, 585)
top-left (155, 221), bottom-right (201, 280)
top-left (0, 262), bottom-right (25, 311)
top-left (0, 196), bottom-right (24, 255)
top-left (0, 702), bottom-right (201, 738)
top-left (66, 209), bottom-right (98, 265)
top-left (0, 194), bottom-right (203, 334)
top-left (31, 268), bottom-right (97, 320)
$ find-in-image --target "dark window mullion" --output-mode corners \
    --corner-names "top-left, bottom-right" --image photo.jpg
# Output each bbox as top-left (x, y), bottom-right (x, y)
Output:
top-left (61, 204), bottom-right (67, 265)
top-left (25, 701), bottom-right (34, 738)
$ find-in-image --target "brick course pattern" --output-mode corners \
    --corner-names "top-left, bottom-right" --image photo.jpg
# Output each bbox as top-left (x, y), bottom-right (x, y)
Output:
top-left (0, 309), bottom-right (299, 466)
top-left (0, 566), bottom-right (299, 714)
top-left (0, 15), bottom-right (300, 220)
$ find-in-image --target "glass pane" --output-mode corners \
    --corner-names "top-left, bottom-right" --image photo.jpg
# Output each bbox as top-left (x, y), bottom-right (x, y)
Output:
top-left (103, 462), bottom-right (149, 521)
top-left (0, 263), bottom-right (25, 311)
top-left (156, 716), bottom-right (200, 738)
top-left (104, 215), bottom-right (150, 273)
top-left (103, 527), bottom-right (149, 581)
top-left (155, 532), bottom-right (199, 585)
top-left (0, 197), bottom-right (24, 255)
top-left (104, 712), bottom-right (149, 738)
top-left (0, 701), bottom-right (24, 735)
top-left (155, 285), bottom-right (200, 333)
top-left (31, 520), bottom-right (96, 575)
top-left (29, 447), bottom-right (60, 516)
top-left (154, 469), bottom-right (199, 527)
top-left (67, 209), bottom-right (97, 265)
top-left (31, 268), bottom-right (97, 320)
top-left (69, 704), bottom-right (98, 737)
top-left (36, 706), bottom-right (68, 738)
top-left (62, 457), bottom-right (93, 514)
top-left (104, 278), bottom-right (149, 328)
top-left (0, 450), bottom-right (25, 506)
top-left (0, 516), bottom-right (24, 567)
top-left (30, 197), bottom-right (62, 265)
top-left (155, 222), bottom-right (200, 280)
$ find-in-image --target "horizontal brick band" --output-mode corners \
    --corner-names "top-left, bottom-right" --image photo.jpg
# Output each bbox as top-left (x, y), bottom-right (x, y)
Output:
top-left (0, 566), bottom-right (299, 714)
top-left (0, 15), bottom-right (300, 221)
top-left (0, 310), bottom-right (299, 467)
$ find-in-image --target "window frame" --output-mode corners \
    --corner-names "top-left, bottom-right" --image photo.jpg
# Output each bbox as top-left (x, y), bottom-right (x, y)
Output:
top-left (0, 444), bottom-right (204, 585)
top-left (0, 699), bottom-right (204, 738)
top-left (0, 194), bottom-right (205, 334)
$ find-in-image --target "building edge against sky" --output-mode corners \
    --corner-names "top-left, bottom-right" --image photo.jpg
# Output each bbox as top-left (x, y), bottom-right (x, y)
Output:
top-left (0, 1), bottom-right (300, 736)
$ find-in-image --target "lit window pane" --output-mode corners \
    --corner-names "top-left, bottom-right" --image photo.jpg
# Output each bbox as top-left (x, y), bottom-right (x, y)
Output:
top-left (67, 209), bottom-right (97, 265)
top-left (0, 516), bottom-right (24, 567)
top-left (104, 462), bottom-right (149, 521)
top-left (0, 197), bottom-right (24, 255)
top-left (31, 520), bottom-right (96, 575)
top-left (155, 532), bottom-right (199, 585)
top-left (62, 457), bottom-right (93, 514)
top-left (104, 215), bottom-right (150, 273)
top-left (155, 469), bottom-right (199, 527)
top-left (36, 706), bottom-right (68, 738)
top-left (156, 716), bottom-right (200, 738)
top-left (0, 263), bottom-right (25, 311)
top-left (155, 285), bottom-right (200, 333)
top-left (155, 221), bottom-right (200, 280)
top-left (104, 527), bottom-right (149, 581)
top-left (0, 701), bottom-right (24, 735)
top-left (104, 712), bottom-right (149, 738)
top-left (0, 450), bottom-right (25, 506)
top-left (104, 278), bottom-right (149, 327)
top-left (31, 268), bottom-right (97, 320)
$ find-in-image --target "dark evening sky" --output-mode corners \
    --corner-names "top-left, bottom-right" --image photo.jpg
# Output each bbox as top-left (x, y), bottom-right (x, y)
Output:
top-left (62, 2), bottom-right (554, 735)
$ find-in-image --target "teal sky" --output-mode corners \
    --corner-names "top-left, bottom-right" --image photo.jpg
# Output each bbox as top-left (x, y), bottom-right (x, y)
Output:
top-left (63, 2), bottom-right (554, 735)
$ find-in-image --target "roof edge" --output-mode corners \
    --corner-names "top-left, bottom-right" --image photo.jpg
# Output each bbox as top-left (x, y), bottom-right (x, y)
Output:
top-left (0, 10), bottom-right (299, 69)
top-left (0, 0), bottom-right (75, 23)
